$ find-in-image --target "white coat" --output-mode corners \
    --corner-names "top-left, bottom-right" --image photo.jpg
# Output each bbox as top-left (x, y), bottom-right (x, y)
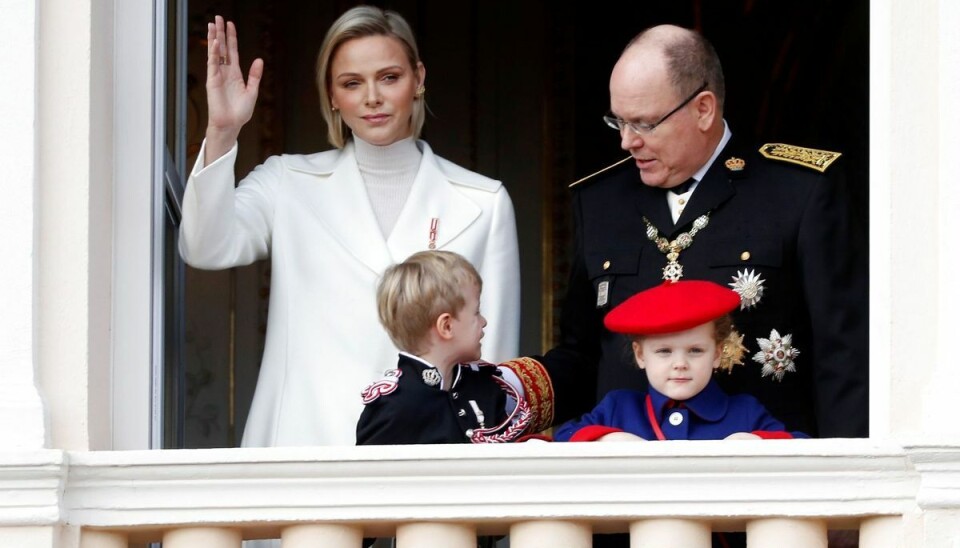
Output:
top-left (180, 140), bottom-right (521, 447)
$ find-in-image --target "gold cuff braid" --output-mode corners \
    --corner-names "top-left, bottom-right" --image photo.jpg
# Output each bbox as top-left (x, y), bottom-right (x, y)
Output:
top-left (499, 357), bottom-right (555, 433)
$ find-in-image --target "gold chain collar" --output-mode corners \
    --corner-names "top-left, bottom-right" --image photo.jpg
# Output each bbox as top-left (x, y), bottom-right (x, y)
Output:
top-left (642, 213), bottom-right (711, 282)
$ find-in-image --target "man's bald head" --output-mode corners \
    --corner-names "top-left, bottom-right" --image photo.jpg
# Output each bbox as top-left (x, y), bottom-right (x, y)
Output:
top-left (621, 25), bottom-right (725, 114)
top-left (608, 25), bottom-right (726, 188)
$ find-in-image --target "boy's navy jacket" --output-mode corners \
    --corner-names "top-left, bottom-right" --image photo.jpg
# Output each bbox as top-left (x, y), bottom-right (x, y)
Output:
top-left (357, 354), bottom-right (511, 445)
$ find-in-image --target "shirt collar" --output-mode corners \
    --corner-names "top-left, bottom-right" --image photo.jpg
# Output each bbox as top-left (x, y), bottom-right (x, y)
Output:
top-left (648, 378), bottom-right (730, 422)
top-left (689, 120), bottom-right (733, 185)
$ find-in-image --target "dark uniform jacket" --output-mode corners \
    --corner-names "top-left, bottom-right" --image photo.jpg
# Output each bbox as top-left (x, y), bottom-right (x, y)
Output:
top-left (541, 139), bottom-right (868, 437)
top-left (356, 354), bottom-right (514, 445)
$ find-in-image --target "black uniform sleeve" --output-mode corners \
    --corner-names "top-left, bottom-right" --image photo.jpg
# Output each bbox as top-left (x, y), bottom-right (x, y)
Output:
top-left (356, 399), bottom-right (402, 445)
top-left (796, 169), bottom-right (869, 437)
top-left (538, 190), bottom-right (603, 424)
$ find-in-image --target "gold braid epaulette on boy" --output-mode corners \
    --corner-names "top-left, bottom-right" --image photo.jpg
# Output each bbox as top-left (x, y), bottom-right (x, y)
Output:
top-left (499, 357), bottom-right (555, 433)
top-left (759, 143), bottom-right (842, 173)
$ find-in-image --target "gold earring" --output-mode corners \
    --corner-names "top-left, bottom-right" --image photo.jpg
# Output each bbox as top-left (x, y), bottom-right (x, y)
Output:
top-left (416, 85), bottom-right (426, 98)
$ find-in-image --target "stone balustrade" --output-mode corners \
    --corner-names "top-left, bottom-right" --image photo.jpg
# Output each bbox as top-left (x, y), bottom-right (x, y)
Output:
top-left (5, 439), bottom-right (957, 546)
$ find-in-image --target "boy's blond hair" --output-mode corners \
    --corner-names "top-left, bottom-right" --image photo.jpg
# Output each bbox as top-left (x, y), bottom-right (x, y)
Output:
top-left (377, 251), bottom-right (482, 354)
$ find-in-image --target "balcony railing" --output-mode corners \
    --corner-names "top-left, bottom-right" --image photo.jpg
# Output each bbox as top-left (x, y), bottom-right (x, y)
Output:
top-left (4, 439), bottom-right (960, 547)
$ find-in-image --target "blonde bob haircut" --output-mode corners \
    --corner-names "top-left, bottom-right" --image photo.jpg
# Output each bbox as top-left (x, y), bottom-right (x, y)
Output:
top-left (377, 251), bottom-right (482, 355)
top-left (316, 5), bottom-right (426, 148)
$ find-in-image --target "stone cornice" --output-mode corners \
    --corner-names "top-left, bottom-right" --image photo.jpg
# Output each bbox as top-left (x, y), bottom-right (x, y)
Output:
top-left (903, 442), bottom-right (960, 509)
top-left (0, 450), bottom-right (65, 526)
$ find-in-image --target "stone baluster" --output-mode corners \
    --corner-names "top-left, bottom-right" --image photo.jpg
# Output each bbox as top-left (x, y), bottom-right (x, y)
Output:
top-left (510, 520), bottom-right (591, 548)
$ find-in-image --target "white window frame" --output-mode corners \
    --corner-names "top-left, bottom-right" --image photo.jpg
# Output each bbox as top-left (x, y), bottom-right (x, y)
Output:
top-left (112, 0), bottom-right (164, 450)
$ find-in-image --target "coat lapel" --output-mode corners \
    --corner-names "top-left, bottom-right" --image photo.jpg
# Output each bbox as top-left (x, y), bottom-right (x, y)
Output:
top-left (635, 140), bottom-right (741, 239)
top-left (635, 183), bottom-right (674, 238)
top-left (288, 142), bottom-right (394, 275)
top-left (386, 142), bottom-right (481, 261)
top-left (673, 157), bottom-right (736, 233)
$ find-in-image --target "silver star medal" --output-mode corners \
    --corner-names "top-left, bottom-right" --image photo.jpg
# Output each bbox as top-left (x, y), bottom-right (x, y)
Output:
top-left (752, 329), bottom-right (800, 381)
top-left (729, 269), bottom-right (766, 310)
top-left (663, 261), bottom-right (684, 282)
top-left (422, 368), bottom-right (442, 387)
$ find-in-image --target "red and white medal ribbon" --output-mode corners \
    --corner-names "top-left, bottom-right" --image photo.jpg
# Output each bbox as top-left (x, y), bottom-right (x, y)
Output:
top-left (428, 218), bottom-right (439, 249)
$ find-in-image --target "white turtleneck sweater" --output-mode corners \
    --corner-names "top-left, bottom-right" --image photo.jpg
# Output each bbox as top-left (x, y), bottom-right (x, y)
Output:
top-left (353, 136), bottom-right (423, 238)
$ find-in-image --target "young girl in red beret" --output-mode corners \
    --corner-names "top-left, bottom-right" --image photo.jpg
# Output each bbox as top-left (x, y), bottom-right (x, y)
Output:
top-left (554, 280), bottom-right (806, 442)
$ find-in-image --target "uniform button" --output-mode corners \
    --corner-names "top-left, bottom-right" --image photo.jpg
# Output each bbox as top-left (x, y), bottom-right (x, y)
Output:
top-left (678, 198), bottom-right (686, 205)
top-left (678, 207), bottom-right (684, 215)
top-left (740, 251), bottom-right (751, 261)
top-left (458, 409), bottom-right (466, 417)
top-left (602, 260), bottom-right (611, 271)
top-left (668, 412), bottom-right (684, 426)
top-left (452, 392), bottom-right (459, 399)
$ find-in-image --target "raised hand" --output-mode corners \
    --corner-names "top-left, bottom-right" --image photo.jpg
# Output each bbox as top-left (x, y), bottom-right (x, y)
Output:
top-left (204, 15), bottom-right (264, 164)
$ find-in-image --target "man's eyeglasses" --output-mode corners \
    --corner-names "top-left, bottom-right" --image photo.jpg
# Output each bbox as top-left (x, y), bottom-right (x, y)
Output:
top-left (603, 82), bottom-right (708, 136)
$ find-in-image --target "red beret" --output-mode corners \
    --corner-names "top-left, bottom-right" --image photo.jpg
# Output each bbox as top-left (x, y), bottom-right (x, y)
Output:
top-left (604, 280), bottom-right (741, 335)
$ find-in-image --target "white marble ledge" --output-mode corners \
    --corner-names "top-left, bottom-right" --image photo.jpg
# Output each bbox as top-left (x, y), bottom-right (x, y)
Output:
top-left (3, 440), bottom-right (957, 532)
top-left (63, 440), bottom-right (915, 526)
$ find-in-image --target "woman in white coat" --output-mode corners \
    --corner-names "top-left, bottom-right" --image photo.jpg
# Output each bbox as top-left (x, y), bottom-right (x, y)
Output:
top-left (180, 7), bottom-right (521, 447)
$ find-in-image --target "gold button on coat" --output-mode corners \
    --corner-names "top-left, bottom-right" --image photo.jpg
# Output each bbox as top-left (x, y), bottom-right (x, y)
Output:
top-left (740, 251), bottom-right (751, 261)
top-left (602, 260), bottom-right (611, 270)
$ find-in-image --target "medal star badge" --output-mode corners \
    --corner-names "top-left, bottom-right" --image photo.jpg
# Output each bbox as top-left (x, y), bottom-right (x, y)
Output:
top-left (753, 329), bottom-right (800, 382)
top-left (718, 331), bottom-right (748, 373)
top-left (663, 262), bottom-right (684, 282)
top-left (729, 269), bottom-right (766, 310)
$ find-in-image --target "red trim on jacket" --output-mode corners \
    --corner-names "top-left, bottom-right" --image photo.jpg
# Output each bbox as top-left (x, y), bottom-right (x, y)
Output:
top-left (752, 430), bottom-right (794, 439)
top-left (570, 425), bottom-right (623, 442)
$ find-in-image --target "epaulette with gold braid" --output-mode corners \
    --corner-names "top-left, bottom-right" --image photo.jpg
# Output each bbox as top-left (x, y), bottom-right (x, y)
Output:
top-left (759, 143), bottom-right (842, 173)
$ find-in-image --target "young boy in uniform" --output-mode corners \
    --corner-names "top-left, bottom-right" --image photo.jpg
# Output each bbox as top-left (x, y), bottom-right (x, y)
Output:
top-left (356, 250), bottom-right (530, 445)
top-left (555, 280), bottom-right (805, 442)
